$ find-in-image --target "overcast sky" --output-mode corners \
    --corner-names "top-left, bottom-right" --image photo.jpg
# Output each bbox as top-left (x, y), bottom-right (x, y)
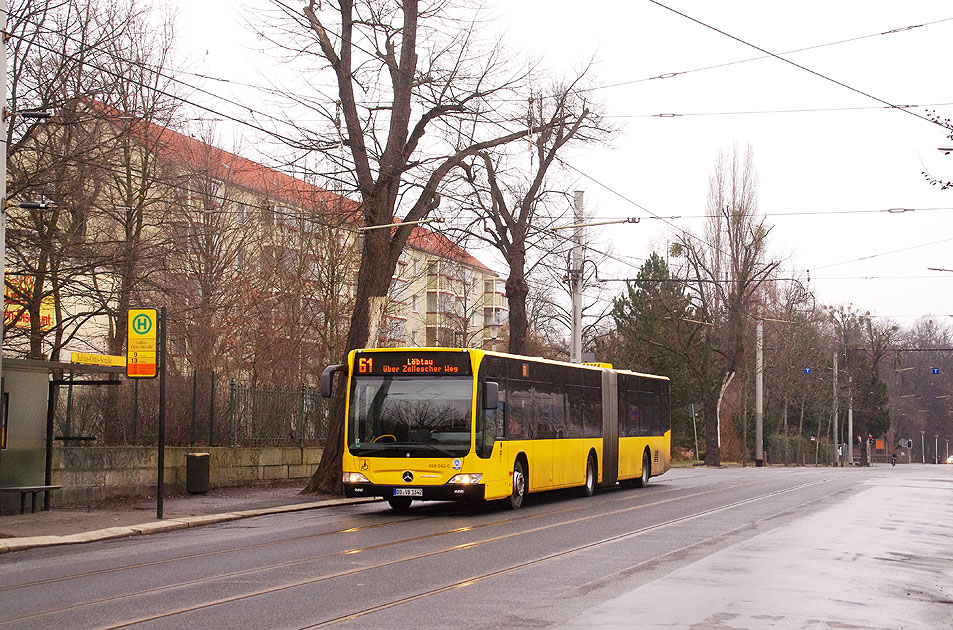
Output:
top-left (173, 0), bottom-right (953, 322)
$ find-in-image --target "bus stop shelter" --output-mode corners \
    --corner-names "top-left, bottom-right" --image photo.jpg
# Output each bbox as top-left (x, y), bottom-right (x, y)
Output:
top-left (0, 358), bottom-right (122, 514)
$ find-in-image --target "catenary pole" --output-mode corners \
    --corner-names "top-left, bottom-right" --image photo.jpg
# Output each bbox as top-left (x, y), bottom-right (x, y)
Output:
top-left (755, 316), bottom-right (764, 466)
top-left (847, 379), bottom-right (853, 465)
top-left (570, 191), bottom-right (583, 363)
top-left (832, 352), bottom-right (839, 465)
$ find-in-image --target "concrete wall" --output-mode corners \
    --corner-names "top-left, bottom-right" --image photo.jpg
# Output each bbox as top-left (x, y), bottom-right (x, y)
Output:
top-left (50, 446), bottom-right (323, 506)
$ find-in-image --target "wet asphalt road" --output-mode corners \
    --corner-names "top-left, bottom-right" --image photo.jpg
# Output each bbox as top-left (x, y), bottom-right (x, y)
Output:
top-left (1, 465), bottom-right (948, 629)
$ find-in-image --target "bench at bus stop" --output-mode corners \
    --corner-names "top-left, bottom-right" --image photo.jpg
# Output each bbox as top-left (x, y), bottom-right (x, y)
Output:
top-left (0, 486), bottom-right (61, 515)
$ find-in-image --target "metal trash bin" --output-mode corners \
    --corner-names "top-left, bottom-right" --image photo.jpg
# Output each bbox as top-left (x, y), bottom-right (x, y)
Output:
top-left (186, 452), bottom-right (210, 494)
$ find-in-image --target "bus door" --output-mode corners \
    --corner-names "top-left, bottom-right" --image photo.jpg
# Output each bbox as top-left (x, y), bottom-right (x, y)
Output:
top-left (601, 369), bottom-right (619, 487)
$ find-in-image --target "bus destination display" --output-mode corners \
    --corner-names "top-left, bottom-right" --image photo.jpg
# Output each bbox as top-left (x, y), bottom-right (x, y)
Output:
top-left (356, 352), bottom-right (472, 376)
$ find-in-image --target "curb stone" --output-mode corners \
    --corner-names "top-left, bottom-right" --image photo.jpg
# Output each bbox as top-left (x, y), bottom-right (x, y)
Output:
top-left (0, 497), bottom-right (381, 555)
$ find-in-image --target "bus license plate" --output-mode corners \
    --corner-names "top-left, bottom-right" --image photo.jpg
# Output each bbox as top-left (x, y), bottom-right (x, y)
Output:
top-left (394, 488), bottom-right (423, 497)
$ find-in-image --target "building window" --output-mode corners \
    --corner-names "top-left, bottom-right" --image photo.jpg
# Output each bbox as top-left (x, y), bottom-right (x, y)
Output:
top-left (485, 280), bottom-right (494, 293)
top-left (412, 294), bottom-right (419, 312)
top-left (438, 293), bottom-right (455, 314)
top-left (427, 292), bottom-right (437, 312)
top-left (411, 330), bottom-right (418, 345)
top-left (388, 318), bottom-right (406, 342)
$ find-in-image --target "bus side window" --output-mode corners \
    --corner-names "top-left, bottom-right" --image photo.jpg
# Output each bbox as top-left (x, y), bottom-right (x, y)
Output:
top-left (507, 379), bottom-right (531, 439)
top-left (479, 383), bottom-right (504, 458)
top-left (566, 386), bottom-right (586, 438)
top-left (624, 393), bottom-right (642, 437)
top-left (638, 391), bottom-right (658, 436)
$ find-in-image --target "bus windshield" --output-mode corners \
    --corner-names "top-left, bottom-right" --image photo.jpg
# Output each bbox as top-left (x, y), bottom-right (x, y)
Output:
top-left (347, 376), bottom-right (473, 457)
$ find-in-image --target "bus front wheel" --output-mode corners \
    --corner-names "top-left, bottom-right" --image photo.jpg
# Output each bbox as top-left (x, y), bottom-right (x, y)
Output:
top-left (509, 459), bottom-right (526, 510)
top-left (635, 451), bottom-right (651, 488)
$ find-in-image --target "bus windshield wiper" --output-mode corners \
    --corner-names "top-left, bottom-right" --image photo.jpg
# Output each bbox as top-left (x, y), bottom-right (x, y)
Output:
top-left (410, 443), bottom-right (458, 457)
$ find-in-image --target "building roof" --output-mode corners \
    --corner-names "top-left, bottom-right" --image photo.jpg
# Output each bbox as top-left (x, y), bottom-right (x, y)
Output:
top-left (407, 225), bottom-right (497, 276)
top-left (97, 103), bottom-right (497, 275)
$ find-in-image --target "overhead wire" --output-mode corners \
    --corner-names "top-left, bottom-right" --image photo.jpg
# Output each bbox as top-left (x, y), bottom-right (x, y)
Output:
top-left (5, 28), bottom-right (308, 149)
top-left (589, 15), bottom-right (953, 93)
top-left (608, 101), bottom-right (953, 120)
top-left (587, 206), bottom-right (953, 221)
top-left (808, 235), bottom-right (953, 272)
top-left (14, 4), bottom-right (953, 294)
top-left (645, 0), bottom-right (949, 130)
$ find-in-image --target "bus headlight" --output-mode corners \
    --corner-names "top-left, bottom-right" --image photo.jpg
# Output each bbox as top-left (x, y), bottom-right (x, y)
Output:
top-left (449, 473), bottom-right (482, 485)
top-left (343, 472), bottom-right (370, 484)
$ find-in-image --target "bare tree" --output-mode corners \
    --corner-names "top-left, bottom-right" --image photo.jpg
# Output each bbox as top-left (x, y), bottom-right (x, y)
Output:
top-left (4, 0), bottom-right (179, 359)
top-left (923, 109), bottom-right (953, 190)
top-left (266, 0), bottom-right (561, 492)
top-left (242, 192), bottom-right (362, 386)
top-left (672, 145), bottom-right (781, 466)
top-left (457, 81), bottom-right (608, 354)
top-left (154, 129), bottom-right (261, 379)
top-left (90, 9), bottom-right (181, 359)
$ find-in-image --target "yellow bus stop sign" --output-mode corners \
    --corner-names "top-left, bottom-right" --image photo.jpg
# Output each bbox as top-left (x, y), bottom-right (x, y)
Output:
top-left (127, 308), bottom-right (158, 378)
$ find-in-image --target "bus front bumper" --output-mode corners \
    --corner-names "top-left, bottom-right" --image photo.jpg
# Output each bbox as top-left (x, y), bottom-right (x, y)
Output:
top-left (344, 482), bottom-right (485, 502)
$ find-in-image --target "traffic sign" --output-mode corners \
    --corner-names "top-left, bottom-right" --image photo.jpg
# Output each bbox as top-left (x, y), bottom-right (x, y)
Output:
top-left (804, 367), bottom-right (811, 374)
top-left (932, 367), bottom-right (940, 375)
top-left (127, 308), bottom-right (158, 378)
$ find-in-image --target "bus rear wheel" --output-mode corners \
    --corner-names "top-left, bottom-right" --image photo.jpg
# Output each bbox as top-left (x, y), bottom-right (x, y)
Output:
top-left (635, 451), bottom-right (651, 488)
top-left (581, 455), bottom-right (596, 497)
top-left (509, 459), bottom-right (526, 510)
top-left (388, 496), bottom-right (413, 512)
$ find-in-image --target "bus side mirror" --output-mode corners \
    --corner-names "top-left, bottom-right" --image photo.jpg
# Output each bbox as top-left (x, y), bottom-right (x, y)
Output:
top-left (483, 381), bottom-right (499, 410)
top-left (321, 364), bottom-right (346, 398)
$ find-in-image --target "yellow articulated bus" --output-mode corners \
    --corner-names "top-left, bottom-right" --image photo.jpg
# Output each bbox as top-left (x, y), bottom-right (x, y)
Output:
top-left (321, 348), bottom-right (670, 511)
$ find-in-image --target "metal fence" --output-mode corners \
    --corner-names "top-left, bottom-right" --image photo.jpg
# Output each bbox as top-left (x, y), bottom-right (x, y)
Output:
top-left (50, 371), bottom-right (329, 448)
top-left (766, 435), bottom-right (835, 465)
top-left (227, 381), bottom-right (328, 447)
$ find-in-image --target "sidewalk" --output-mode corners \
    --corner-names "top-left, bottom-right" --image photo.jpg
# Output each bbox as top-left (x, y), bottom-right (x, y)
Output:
top-left (558, 464), bottom-right (953, 629)
top-left (0, 482), bottom-right (380, 555)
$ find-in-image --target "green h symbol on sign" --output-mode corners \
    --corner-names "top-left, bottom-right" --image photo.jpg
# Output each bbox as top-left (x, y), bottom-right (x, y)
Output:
top-left (133, 314), bottom-right (152, 334)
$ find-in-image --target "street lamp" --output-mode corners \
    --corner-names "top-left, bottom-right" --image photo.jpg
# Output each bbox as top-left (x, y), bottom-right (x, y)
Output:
top-left (356, 216), bottom-right (444, 232)
top-left (548, 217), bottom-right (640, 231)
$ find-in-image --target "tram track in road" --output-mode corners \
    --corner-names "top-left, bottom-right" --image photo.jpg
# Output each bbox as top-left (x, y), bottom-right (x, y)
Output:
top-left (303, 476), bottom-right (850, 629)
top-left (0, 467), bottom-right (734, 595)
top-left (17, 475), bottom-right (831, 630)
top-left (0, 513), bottom-right (431, 594)
top-left (0, 479), bottom-right (732, 628)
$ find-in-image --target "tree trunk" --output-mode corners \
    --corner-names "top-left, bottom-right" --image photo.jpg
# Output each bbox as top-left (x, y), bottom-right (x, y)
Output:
top-left (702, 391), bottom-right (721, 466)
top-left (781, 396), bottom-right (788, 437)
top-left (306, 229), bottom-right (392, 494)
top-left (505, 248), bottom-right (529, 355)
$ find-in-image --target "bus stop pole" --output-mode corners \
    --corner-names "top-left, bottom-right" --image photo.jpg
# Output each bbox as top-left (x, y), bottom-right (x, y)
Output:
top-left (157, 306), bottom-right (167, 519)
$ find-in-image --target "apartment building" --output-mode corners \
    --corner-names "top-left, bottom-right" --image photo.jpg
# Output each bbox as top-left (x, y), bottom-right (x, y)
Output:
top-left (5, 104), bottom-right (506, 372)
